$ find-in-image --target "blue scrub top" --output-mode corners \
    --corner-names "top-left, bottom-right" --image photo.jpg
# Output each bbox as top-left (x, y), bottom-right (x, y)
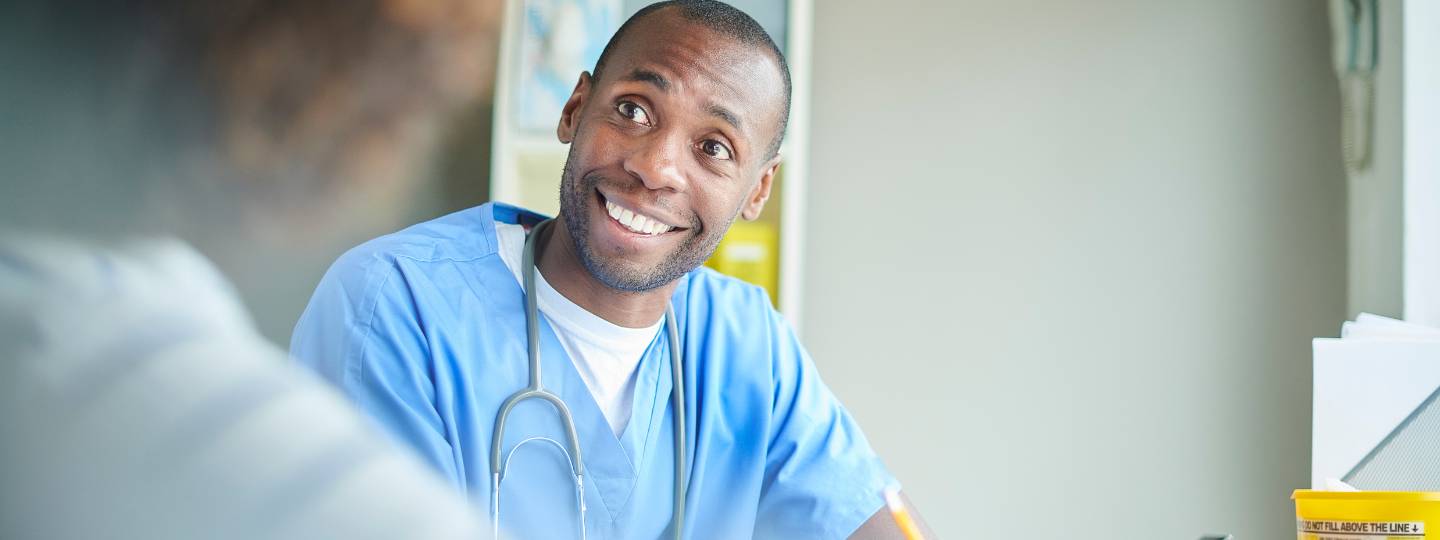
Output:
top-left (291, 203), bottom-right (894, 539)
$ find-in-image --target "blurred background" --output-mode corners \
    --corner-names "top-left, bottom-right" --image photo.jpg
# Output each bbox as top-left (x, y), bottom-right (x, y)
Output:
top-left (6, 0), bottom-right (1439, 538)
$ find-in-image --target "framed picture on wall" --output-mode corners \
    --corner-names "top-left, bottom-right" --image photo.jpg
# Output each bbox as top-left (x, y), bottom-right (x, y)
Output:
top-left (513, 0), bottom-right (620, 133)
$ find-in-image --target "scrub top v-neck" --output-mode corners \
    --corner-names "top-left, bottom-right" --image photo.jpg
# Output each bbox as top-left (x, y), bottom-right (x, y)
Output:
top-left (292, 202), bottom-right (896, 539)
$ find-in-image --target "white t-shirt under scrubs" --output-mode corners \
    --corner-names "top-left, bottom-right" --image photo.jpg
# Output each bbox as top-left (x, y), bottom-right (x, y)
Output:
top-left (495, 221), bottom-right (661, 437)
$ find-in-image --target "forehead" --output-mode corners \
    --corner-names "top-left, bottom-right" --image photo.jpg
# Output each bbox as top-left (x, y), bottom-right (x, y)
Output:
top-left (598, 11), bottom-right (785, 137)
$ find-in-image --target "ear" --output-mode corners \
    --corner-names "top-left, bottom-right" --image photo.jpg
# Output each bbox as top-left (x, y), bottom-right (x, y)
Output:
top-left (557, 72), bottom-right (593, 144)
top-left (740, 154), bottom-right (781, 221)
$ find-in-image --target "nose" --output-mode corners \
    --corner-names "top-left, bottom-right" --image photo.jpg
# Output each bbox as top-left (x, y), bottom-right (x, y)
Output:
top-left (623, 131), bottom-right (688, 193)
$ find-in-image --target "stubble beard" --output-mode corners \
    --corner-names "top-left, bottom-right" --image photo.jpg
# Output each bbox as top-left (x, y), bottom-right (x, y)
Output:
top-left (555, 145), bottom-right (729, 292)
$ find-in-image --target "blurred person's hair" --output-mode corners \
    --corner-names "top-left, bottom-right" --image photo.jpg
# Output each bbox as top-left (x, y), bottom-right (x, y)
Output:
top-left (0, 0), bottom-right (499, 239)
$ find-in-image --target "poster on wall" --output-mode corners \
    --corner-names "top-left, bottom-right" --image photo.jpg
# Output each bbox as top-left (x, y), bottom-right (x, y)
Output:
top-left (514, 0), bottom-right (620, 133)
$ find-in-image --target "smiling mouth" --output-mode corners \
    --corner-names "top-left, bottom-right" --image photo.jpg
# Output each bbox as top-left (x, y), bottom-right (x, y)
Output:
top-left (598, 192), bottom-right (681, 236)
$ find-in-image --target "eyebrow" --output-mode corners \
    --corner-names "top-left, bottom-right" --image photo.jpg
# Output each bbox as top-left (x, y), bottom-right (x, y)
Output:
top-left (623, 69), bottom-right (670, 92)
top-left (707, 104), bottom-right (742, 132)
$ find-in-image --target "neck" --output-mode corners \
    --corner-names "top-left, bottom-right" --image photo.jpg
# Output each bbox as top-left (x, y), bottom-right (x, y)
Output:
top-left (536, 216), bottom-right (679, 328)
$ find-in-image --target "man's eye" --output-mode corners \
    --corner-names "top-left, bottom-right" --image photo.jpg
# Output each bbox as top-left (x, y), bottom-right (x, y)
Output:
top-left (616, 101), bottom-right (651, 126)
top-left (700, 140), bottom-right (732, 161)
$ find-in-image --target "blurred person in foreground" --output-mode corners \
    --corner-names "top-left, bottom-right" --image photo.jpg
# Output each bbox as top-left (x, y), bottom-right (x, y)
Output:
top-left (289, 1), bottom-right (931, 538)
top-left (0, 1), bottom-right (500, 538)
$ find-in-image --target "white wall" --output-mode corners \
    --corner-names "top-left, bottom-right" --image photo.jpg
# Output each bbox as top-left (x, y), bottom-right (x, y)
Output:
top-left (1348, 0), bottom-right (1404, 319)
top-left (1404, 0), bottom-right (1440, 327)
top-left (802, 1), bottom-right (1346, 538)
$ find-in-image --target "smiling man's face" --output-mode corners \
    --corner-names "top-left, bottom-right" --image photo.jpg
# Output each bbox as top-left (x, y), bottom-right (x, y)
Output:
top-left (554, 8), bottom-right (787, 292)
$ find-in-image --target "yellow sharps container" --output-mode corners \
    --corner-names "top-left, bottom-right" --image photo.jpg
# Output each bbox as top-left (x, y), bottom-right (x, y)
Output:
top-left (1294, 490), bottom-right (1440, 539)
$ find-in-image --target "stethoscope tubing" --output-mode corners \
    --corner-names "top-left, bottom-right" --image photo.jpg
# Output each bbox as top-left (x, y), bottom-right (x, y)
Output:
top-left (489, 218), bottom-right (686, 539)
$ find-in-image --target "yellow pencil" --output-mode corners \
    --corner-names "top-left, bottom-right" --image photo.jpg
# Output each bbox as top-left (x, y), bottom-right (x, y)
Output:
top-left (883, 486), bottom-right (924, 540)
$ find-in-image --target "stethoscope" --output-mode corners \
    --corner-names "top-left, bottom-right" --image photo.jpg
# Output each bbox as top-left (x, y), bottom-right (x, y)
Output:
top-left (489, 218), bottom-right (687, 540)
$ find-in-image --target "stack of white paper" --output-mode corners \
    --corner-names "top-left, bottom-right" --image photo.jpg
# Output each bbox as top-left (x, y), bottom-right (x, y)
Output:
top-left (1312, 314), bottom-right (1440, 489)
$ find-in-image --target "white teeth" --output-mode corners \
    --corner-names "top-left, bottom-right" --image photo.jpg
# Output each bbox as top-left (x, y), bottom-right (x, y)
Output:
top-left (604, 198), bottom-right (673, 235)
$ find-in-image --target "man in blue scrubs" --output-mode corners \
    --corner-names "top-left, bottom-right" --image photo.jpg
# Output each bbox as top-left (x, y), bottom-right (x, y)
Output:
top-left (291, 1), bottom-right (929, 538)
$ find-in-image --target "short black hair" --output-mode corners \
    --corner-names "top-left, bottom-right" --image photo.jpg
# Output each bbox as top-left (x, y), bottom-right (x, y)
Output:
top-left (592, 0), bottom-right (791, 158)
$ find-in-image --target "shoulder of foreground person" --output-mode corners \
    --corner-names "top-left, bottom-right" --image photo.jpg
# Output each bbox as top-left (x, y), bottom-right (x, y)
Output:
top-left (0, 234), bottom-right (488, 540)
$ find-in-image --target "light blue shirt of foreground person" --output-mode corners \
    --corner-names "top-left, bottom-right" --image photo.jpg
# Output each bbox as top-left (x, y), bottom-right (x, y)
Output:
top-left (290, 202), bottom-right (895, 539)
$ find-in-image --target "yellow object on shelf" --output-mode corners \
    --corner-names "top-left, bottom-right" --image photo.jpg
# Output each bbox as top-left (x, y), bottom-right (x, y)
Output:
top-left (1294, 490), bottom-right (1440, 539)
top-left (704, 220), bottom-right (779, 307)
